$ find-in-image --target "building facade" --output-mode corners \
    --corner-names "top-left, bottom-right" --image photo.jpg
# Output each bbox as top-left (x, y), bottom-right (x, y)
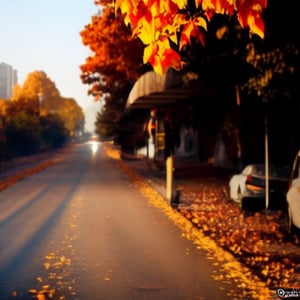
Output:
top-left (0, 62), bottom-right (17, 99)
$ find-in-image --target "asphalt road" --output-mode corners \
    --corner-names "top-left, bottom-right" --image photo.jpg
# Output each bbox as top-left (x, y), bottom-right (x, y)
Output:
top-left (0, 141), bottom-right (247, 300)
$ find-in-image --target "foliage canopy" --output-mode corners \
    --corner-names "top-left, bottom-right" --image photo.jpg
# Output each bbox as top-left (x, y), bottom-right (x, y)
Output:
top-left (114, 0), bottom-right (267, 74)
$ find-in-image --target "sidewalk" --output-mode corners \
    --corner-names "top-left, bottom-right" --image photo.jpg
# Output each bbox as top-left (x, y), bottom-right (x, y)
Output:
top-left (120, 150), bottom-right (233, 204)
top-left (117, 147), bottom-right (300, 294)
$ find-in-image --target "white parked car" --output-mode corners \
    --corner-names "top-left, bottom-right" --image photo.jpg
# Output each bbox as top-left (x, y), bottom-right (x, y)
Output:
top-left (286, 150), bottom-right (300, 233)
top-left (229, 164), bottom-right (290, 211)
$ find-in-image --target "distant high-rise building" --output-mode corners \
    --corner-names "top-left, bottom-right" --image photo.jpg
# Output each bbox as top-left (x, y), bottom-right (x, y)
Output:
top-left (0, 62), bottom-right (18, 99)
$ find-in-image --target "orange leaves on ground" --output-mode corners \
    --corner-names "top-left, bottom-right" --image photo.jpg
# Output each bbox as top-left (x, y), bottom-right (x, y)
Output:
top-left (177, 184), bottom-right (300, 289)
top-left (104, 144), bottom-right (300, 296)
top-left (0, 160), bottom-right (55, 192)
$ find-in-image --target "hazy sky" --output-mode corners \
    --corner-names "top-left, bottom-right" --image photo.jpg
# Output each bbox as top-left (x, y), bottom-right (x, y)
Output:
top-left (0, 1), bottom-right (100, 132)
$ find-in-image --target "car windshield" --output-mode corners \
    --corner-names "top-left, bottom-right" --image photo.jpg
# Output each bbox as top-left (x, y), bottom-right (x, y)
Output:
top-left (251, 164), bottom-right (290, 180)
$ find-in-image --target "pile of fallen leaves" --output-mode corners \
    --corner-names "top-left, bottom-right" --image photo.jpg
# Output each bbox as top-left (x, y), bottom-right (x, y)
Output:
top-left (0, 148), bottom-right (68, 192)
top-left (177, 181), bottom-right (300, 290)
top-left (105, 145), bottom-right (300, 298)
top-left (0, 160), bottom-right (56, 192)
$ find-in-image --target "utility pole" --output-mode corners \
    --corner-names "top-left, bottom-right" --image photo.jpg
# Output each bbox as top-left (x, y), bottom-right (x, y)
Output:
top-left (264, 101), bottom-right (269, 210)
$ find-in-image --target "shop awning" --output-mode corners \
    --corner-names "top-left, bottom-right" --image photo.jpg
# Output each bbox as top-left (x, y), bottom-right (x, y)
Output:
top-left (126, 69), bottom-right (194, 110)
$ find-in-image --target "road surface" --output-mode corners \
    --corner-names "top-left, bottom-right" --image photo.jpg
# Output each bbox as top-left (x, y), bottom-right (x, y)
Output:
top-left (0, 141), bottom-right (248, 300)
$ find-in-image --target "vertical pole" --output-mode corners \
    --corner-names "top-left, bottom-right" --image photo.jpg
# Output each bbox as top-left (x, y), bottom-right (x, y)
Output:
top-left (164, 112), bottom-right (174, 204)
top-left (154, 117), bottom-right (159, 161)
top-left (166, 155), bottom-right (173, 202)
top-left (264, 103), bottom-right (269, 209)
top-left (146, 137), bottom-right (149, 159)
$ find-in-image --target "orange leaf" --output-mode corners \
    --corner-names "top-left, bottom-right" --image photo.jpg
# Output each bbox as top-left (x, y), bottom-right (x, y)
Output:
top-left (144, 43), bottom-right (158, 64)
top-left (236, 0), bottom-right (267, 38)
top-left (144, 38), bottom-right (181, 75)
top-left (161, 48), bottom-right (182, 71)
top-left (201, 0), bottom-right (234, 14)
top-left (173, 0), bottom-right (188, 9)
top-left (115, 0), bottom-right (135, 23)
top-left (179, 21), bottom-right (206, 50)
top-left (237, 9), bottom-right (265, 38)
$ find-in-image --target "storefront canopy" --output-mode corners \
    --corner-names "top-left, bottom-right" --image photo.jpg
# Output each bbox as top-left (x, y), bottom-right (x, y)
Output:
top-left (126, 69), bottom-right (194, 110)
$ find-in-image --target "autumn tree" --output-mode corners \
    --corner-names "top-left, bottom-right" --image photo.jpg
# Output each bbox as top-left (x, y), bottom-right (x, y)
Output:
top-left (84, 0), bottom-right (300, 163)
top-left (5, 111), bottom-right (41, 157)
top-left (80, 5), bottom-right (145, 99)
top-left (81, 0), bottom-right (267, 153)
top-left (112, 0), bottom-right (300, 164)
top-left (40, 114), bottom-right (68, 149)
top-left (0, 71), bottom-right (85, 158)
top-left (56, 97), bottom-right (85, 137)
top-left (10, 71), bottom-right (85, 136)
top-left (0, 99), bottom-right (9, 116)
top-left (94, 86), bottom-right (133, 140)
top-left (95, 105), bottom-right (118, 139)
top-left (80, 3), bottom-right (146, 140)
top-left (223, 3), bottom-right (300, 165)
top-left (11, 71), bottom-right (61, 116)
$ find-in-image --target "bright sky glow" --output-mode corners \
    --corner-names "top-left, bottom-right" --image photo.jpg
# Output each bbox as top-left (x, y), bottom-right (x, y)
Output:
top-left (0, 1), bottom-right (100, 132)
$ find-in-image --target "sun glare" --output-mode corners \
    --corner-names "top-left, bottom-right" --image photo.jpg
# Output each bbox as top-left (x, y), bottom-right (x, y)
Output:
top-left (92, 142), bottom-right (99, 154)
top-left (88, 141), bottom-right (100, 155)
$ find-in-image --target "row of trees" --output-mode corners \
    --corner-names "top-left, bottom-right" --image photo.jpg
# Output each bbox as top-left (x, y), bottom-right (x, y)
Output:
top-left (80, 0), bottom-right (300, 166)
top-left (0, 71), bottom-right (85, 161)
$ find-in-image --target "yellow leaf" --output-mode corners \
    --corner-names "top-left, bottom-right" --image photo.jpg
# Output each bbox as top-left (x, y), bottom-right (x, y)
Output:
top-left (44, 262), bottom-right (51, 270)
top-left (115, 0), bottom-right (134, 16)
top-left (173, 0), bottom-right (188, 9)
top-left (191, 217), bottom-right (199, 224)
top-left (193, 16), bottom-right (207, 30)
top-left (162, 24), bottom-right (178, 44)
top-left (153, 62), bottom-right (163, 76)
top-left (143, 44), bottom-right (155, 64)
top-left (65, 258), bottom-right (72, 266)
top-left (173, 14), bottom-right (188, 28)
top-left (138, 19), bottom-right (155, 44)
top-left (41, 285), bottom-right (50, 290)
top-left (261, 268), bottom-right (268, 276)
top-left (36, 293), bottom-right (46, 300)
